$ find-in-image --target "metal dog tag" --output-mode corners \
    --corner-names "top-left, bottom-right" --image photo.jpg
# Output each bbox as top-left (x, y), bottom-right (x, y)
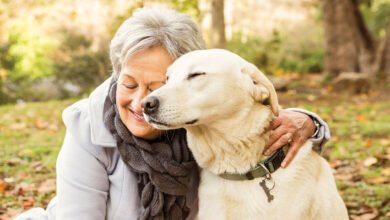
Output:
top-left (259, 173), bottom-right (275, 203)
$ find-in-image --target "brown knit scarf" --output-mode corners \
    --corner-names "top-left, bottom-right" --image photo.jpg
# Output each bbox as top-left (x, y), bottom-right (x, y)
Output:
top-left (103, 80), bottom-right (197, 220)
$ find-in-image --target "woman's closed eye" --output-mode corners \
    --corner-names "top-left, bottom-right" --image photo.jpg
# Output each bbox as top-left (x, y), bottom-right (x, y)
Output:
top-left (122, 83), bottom-right (138, 90)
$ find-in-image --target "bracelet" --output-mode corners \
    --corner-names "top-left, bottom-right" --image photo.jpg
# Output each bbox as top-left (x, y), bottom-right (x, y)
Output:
top-left (311, 118), bottom-right (320, 138)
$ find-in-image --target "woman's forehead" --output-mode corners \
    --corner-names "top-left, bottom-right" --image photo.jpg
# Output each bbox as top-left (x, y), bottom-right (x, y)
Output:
top-left (120, 64), bottom-right (166, 84)
top-left (119, 47), bottom-right (171, 80)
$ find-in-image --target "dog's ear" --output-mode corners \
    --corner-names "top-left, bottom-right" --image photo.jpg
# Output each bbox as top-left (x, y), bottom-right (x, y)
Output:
top-left (241, 63), bottom-right (279, 116)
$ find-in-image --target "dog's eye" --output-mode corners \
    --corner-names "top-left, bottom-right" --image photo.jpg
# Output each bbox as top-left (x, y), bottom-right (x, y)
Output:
top-left (187, 72), bottom-right (206, 80)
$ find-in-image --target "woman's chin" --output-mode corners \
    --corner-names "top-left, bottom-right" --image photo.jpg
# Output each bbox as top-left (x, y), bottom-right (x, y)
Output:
top-left (127, 123), bottom-right (161, 140)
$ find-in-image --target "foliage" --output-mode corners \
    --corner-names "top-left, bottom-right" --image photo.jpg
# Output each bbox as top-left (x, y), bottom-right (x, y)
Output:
top-left (0, 21), bottom-right (58, 102)
top-left (360, 0), bottom-right (390, 38)
top-left (1, 21), bottom-right (57, 81)
top-left (227, 31), bottom-right (324, 75)
top-left (51, 30), bottom-right (111, 96)
top-left (279, 48), bottom-right (324, 73)
top-left (108, 0), bottom-right (201, 38)
top-left (167, 0), bottom-right (201, 21)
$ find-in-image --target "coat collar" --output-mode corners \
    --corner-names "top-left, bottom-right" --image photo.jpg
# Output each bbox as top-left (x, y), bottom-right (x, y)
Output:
top-left (88, 77), bottom-right (117, 147)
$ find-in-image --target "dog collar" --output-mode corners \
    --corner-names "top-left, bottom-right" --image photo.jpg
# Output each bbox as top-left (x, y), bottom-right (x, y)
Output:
top-left (219, 144), bottom-right (289, 181)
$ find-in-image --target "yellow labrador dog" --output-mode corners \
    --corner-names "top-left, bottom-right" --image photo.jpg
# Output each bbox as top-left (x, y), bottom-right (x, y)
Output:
top-left (142, 49), bottom-right (348, 220)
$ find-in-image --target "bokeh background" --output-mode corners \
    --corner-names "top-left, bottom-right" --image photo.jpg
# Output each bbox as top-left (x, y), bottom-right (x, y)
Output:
top-left (0, 0), bottom-right (389, 219)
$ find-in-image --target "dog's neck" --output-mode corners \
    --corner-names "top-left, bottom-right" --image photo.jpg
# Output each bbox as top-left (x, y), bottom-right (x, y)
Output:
top-left (186, 104), bottom-right (274, 174)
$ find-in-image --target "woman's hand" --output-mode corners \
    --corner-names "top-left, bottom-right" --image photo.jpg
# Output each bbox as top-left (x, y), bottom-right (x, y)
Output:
top-left (263, 109), bottom-right (317, 168)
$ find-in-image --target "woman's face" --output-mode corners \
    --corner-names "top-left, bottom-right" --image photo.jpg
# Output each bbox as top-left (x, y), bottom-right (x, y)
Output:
top-left (116, 46), bottom-right (173, 140)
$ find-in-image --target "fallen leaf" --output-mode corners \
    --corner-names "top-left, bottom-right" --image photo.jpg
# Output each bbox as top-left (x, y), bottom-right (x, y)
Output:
top-left (363, 139), bottom-right (372, 148)
top-left (329, 160), bottom-right (342, 169)
top-left (4, 177), bottom-right (15, 183)
top-left (356, 114), bottom-right (366, 122)
top-left (9, 122), bottom-right (26, 130)
top-left (15, 186), bottom-right (24, 196)
top-left (13, 183), bottom-right (36, 196)
top-left (31, 162), bottom-right (46, 172)
top-left (6, 158), bottom-right (23, 166)
top-left (365, 176), bottom-right (388, 184)
top-left (351, 206), bottom-right (379, 220)
top-left (345, 201), bottom-right (359, 209)
top-left (0, 179), bottom-right (7, 193)
top-left (381, 167), bottom-right (390, 176)
top-left (15, 172), bottom-right (28, 180)
top-left (22, 198), bottom-right (35, 210)
top-left (17, 149), bottom-right (33, 157)
top-left (351, 212), bottom-right (378, 220)
top-left (379, 138), bottom-right (390, 146)
top-left (351, 133), bottom-right (362, 140)
top-left (307, 95), bottom-right (317, 101)
top-left (47, 123), bottom-right (59, 131)
top-left (34, 118), bottom-right (49, 129)
top-left (38, 178), bottom-right (56, 194)
top-left (363, 157), bottom-right (378, 167)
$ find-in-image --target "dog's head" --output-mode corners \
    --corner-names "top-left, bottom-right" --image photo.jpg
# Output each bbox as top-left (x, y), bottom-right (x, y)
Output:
top-left (142, 49), bottom-right (278, 130)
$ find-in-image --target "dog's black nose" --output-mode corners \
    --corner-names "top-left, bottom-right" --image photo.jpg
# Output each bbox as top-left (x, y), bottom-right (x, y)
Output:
top-left (142, 96), bottom-right (159, 114)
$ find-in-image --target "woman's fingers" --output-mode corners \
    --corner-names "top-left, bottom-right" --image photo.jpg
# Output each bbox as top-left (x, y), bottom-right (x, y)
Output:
top-left (281, 136), bottom-right (305, 167)
top-left (264, 130), bottom-right (292, 156)
top-left (269, 117), bottom-right (283, 130)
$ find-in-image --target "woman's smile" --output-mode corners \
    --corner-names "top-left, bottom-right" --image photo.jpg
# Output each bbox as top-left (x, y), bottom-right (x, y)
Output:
top-left (129, 108), bottom-right (145, 123)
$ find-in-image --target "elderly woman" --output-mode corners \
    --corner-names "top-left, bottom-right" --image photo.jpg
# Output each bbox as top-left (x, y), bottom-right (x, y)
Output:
top-left (16, 6), bottom-right (329, 220)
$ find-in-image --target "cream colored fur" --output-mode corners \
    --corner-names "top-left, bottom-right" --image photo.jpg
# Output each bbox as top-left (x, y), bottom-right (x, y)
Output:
top-left (144, 49), bottom-right (348, 219)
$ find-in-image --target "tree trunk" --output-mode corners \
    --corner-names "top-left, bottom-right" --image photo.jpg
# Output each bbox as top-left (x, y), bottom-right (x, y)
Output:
top-left (210, 0), bottom-right (226, 48)
top-left (380, 22), bottom-right (390, 78)
top-left (352, 0), bottom-right (377, 75)
top-left (323, 0), bottom-right (359, 77)
top-left (323, 0), bottom-right (390, 80)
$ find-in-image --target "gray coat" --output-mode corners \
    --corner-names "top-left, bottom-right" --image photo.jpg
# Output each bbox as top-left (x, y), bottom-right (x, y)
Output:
top-left (15, 77), bottom-right (330, 220)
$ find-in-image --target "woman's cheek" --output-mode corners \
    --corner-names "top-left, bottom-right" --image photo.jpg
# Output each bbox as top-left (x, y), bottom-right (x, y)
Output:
top-left (116, 87), bottom-right (132, 107)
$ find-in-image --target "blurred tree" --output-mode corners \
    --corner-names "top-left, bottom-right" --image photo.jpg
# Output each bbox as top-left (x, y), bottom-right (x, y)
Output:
top-left (52, 29), bottom-right (110, 96)
top-left (323, 0), bottom-right (390, 79)
top-left (0, 21), bottom-right (58, 102)
top-left (210, 0), bottom-right (226, 48)
top-left (379, 22), bottom-right (390, 77)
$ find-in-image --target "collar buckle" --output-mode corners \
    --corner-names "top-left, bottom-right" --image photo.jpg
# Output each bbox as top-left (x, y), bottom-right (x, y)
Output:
top-left (258, 163), bottom-right (275, 190)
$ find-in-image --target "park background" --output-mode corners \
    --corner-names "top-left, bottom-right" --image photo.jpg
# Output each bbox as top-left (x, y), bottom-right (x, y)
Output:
top-left (0, 0), bottom-right (389, 219)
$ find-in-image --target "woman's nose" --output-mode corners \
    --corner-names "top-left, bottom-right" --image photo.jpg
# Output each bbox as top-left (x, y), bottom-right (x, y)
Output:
top-left (131, 90), bottom-right (147, 112)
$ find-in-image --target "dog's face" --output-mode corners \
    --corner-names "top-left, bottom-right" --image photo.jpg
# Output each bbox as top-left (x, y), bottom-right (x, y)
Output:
top-left (142, 49), bottom-right (278, 130)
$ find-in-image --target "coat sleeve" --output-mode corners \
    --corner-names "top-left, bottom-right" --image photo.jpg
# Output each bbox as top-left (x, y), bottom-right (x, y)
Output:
top-left (286, 108), bottom-right (331, 154)
top-left (55, 101), bottom-right (110, 220)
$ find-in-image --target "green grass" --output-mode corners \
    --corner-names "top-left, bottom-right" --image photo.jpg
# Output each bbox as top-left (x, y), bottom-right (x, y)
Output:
top-left (0, 87), bottom-right (389, 218)
top-left (279, 88), bottom-right (390, 219)
top-left (0, 99), bottom-right (76, 213)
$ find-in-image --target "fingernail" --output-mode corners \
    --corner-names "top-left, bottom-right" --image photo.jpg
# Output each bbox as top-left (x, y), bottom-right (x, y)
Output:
top-left (263, 150), bottom-right (271, 156)
top-left (281, 161), bottom-right (286, 167)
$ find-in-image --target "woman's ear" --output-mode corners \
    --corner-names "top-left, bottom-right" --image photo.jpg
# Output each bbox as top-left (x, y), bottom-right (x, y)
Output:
top-left (241, 63), bottom-right (279, 116)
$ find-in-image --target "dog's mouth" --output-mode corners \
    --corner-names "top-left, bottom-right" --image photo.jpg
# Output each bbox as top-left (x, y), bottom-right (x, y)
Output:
top-left (145, 116), bottom-right (172, 130)
top-left (145, 115), bottom-right (198, 130)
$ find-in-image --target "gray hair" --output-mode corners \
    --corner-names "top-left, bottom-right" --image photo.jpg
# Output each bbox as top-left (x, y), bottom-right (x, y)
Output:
top-left (109, 6), bottom-right (206, 79)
